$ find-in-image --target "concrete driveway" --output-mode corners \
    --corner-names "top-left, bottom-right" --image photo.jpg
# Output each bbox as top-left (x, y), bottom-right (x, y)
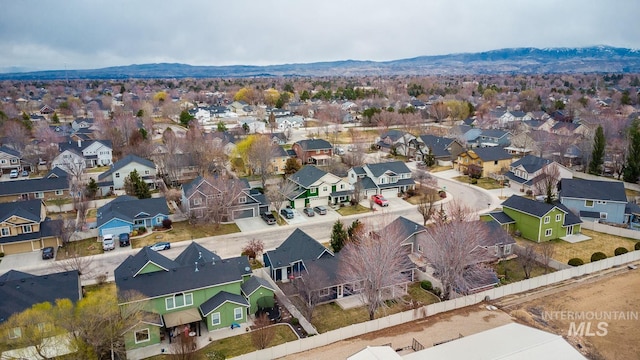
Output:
top-left (235, 217), bottom-right (277, 232)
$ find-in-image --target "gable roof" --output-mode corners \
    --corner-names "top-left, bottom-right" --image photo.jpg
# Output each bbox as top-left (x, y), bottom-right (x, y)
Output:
top-left (295, 138), bottom-right (332, 151)
top-left (501, 196), bottom-right (581, 226)
top-left (364, 161), bottom-right (411, 177)
top-left (174, 242), bottom-right (222, 267)
top-left (560, 178), bottom-right (627, 202)
top-left (483, 211), bottom-right (515, 225)
top-left (241, 276), bottom-right (275, 297)
top-left (385, 216), bottom-right (426, 243)
top-left (58, 139), bottom-right (112, 154)
top-left (97, 196), bottom-right (169, 227)
top-left (265, 228), bottom-right (332, 268)
top-left (290, 165), bottom-right (329, 188)
top-left (510, 155), bottom-right (551, 173)
top-left (199, 291), bottom-right (249, 316)
top-left (480, 129), bottom-right (509, 139)
top-left (0, 270), bottom-right (80, 323)
top-left (478, 220), bottom-right (516, 247)
top-left (0, 170), bottom-right (69, 197)
top-left (379, 129), bottom-right (408, 141)
top-left (98, 154), bottom-right (155, 180)
top-left (468, 147), bottom-right (512, 162)
top-left (0, 145), bottom-right (20, 157)
top-left (0, 199), bottom-right (43, 224)
top-left (417, 135), bottom-right (456, 157)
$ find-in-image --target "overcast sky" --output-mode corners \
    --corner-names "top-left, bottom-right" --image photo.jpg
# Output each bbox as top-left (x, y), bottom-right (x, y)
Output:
top-left (1, 0), bottom-right (639, 72)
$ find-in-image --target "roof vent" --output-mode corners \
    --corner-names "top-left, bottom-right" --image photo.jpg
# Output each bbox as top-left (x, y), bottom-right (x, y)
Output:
top-left (195, 261), bottom-right (199, 272)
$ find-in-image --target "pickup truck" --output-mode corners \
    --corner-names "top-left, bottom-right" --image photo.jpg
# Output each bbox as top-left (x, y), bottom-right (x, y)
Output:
top-left (261, 212), bottom-right (276, 225)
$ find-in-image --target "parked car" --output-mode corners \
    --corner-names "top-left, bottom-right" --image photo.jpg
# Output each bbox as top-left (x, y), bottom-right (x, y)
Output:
top-left (280, 208), bottom-right (294, 219)
top-left (313, 206), bottom-right (327, 215)
top-left (9, 169), bottom-right (18, 178)
top-left (371, 194), bottom-right (389, 207)
top-left (150, 241), bottom-right (171, 251)
top-left (21, 170), bottom-right (28, 177)
top-left (119, 233), bottom-right (130, 247)
top-left (41, 246), bottom-right (55, 260)
top-left (303, 207), bottom-right (315, 217)
top-left (261, 212), bottom-right (276, 225)
top-left (102, 234), bottom-right (115, 251)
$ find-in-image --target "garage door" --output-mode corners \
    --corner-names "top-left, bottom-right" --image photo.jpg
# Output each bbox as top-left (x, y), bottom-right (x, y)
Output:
top-left (101, 226), bottom-right (131, 238)
top-left (365, 189), bottom-right (378, 197)
top-left (382, 188), bottom-right (398, 197)
top-left (2, 241), bottom-right (34, 255)
top-left (293, 199), bottom-right (305, 209)
top-left (42, 237), bottom-right (60, 248)
top-left (309, 198), bottom-right (327, 208)
top-left (233, 208), bottom-right (255, 220)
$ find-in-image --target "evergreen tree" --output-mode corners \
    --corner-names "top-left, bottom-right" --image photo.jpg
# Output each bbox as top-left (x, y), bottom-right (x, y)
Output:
top-left (216, 121), bottom-right (227, 132)
top-left (85, 178), bottom-right (99, 199)
top-left (330, 220), bottom-right (348, 253)
top-left (179, 110), bottom-right (194, 127)
top-left (623, 119), bottom-right (640, 183)
top-left (588, 125), bottom-right (605, 175)
top-left (124, 169), bottom-right (151, 199)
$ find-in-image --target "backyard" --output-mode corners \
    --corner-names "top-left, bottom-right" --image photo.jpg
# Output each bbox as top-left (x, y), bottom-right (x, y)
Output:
top-left (132, 221), bottom-right (240, 248)
top-left (493, 258), bottom-right (554, 284)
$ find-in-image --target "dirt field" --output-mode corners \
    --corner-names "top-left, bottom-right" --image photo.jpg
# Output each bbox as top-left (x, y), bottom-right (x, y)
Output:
top-left (509, 269), bottom-right (640, 360)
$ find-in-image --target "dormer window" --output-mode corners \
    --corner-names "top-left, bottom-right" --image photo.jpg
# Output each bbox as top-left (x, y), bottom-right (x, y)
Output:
top-left (238, 196), bottom-right (246, 204)
top-left (22, 225), bottom-right (33, 233)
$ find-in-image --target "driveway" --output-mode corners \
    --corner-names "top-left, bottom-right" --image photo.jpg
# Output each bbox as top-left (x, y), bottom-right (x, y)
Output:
top-left (235, 217), bottom-right (277, 232)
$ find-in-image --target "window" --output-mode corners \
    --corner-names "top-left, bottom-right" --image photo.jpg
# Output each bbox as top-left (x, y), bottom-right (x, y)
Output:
top-left (144, 170), bottom-right (150, 175)
top-left (310, 187), bottom-right (317, 194)
top-left (134, 328), bottom-right (150, 344)
top-left (545, 229), bottom-right (552, 237)
top-left (22, 225), bottom-right (32, 233)
top-left (34, 192), bottom-right (44, 199)
top-left (193, 198), bottom-right (202, 206)
top-left (504, 244), bottom-right (512, 255)
top-left (585, 200), bottom-right (594, 207)
top-left (212, 312), bottom-right (221, 325)
top-left (0, 159), bottom-right (5, 164)
top-left (322, 186), bottom-right (327, 192)
top-left (543, 216), bottom-right (550, 224)
top-left (238, 196), bottom-right (246, 204)
top-left (1, 228), bottom-right (9, 237)
top-left (556, 214), bottom-right (562, 222)
top-left (55, 190), bottom-right (64, 195)
top-left (340, 184), bottom-right (345, 189)
top-left (8, 327), bottom-right (21, 339)
top-left (600, 212), bottom-right (608, 220)
top-left (494, 160), bottom-right (498, 165)
top-left (417, 244), bottom-right (423, 253)
top-left (156, 216), bottom-right (163, 224)
top-left (165, 293), bottom-right (193, 310)
top-left (234, 307), bottom-right (243, 321)
top-left (318, 288), bottom-right (330, 297)
top-left (115, 173), bottom-right (120, 178)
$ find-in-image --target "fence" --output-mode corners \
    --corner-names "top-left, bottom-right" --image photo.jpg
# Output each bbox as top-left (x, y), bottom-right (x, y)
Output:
top-left (231, 250), bottom-right (640, 360)
top-left (581, 221), bottom-right (640, 240)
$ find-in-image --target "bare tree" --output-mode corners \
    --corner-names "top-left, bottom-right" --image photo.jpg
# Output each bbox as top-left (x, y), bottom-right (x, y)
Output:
top-left (417, 188), bottom-right (439, 226)
top-left (169, 331), bottom-right (197, 360)
top-left (241, 238), bottom-right (264, 262)
top-left (265, 179), bottom-right (297, 214)
top-left (247, 135), bottom-right (278, 188)
top-left (1, 120), bottom-right (30, 154)
top-left (537, 242), bottom-right (555, 274)
top-left (532, 163), bottom-right (561, 203)
top-left (351, 179), bottom-right (364, 205)
top-left (250, 314), bottom-right (276, 350)
top-left (338, 217), bottom-right (413, 320)
top-left (517, 244), bottom-right (537, 279)
top-left (292, 269), bottom-right (329, 322)
top-left (199, 175), bottom-right (246, 229)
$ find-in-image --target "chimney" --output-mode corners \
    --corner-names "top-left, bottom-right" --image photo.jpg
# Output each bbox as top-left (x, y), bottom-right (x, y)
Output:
top-left (77, 139), bottom-right (82, 147)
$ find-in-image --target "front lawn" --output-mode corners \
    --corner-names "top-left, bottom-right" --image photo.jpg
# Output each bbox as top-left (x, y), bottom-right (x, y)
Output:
top-left (452, 176), bottom-right (504, 190)
top-left (494, 258), bottom-right (554, 284)
top-left (132, 221), bottom-right (240, 248)
top-left (57, 238), bottom-right (102, 259)
top-left (336, 204), bottom-right (371, 216)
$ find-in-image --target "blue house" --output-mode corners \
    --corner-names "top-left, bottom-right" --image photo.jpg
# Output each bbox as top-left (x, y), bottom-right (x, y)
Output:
top-left (559, 178), bottom-right (627, 224)
top-left (97, 196), bottom-right (169, 238)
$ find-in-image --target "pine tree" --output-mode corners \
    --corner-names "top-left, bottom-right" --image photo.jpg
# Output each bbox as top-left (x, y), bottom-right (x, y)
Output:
top-left (124, 169), bottom-right (151, 199)
top-left (623, 119), bottom-right (640, 183)
top-left (330, 220), bottom-right (348, 253)
top-left (588, 125), bottom-right (605, 175)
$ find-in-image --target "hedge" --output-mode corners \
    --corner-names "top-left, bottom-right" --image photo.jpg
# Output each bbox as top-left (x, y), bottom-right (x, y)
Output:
top-left (568, 258), bottom-right (584, 266)
top-left (590, 252), bottom-right (607, 262)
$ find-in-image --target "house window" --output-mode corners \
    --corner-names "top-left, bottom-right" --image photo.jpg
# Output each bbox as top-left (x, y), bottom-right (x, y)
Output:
top-left (585, 200), bottom-right (594, 207)
top-left (1, 228), bottom-right (9, 237)
top-left (55, 190), bottom-right (64, 195)
top-left (144, 170), bottom-right (150, 175)
top-left (494, 160), bottom-right (498, 165)
top-left (165, 293), bottom-right (193, 310)
top-left (319, 288), bottom-right (330, 297)
top-left (35, 192), bottom-right (44, 199)
top-left (545, 229), bottom-right (552, 237)
top-left (380, 177), bottom-right (386, 184)
top-left (543, 216), bottom-right (550, 224)
top-left (234, 307), bottom-right (243, 321)
top-left (0, 160), bottom-right (5, 164)
top-left (322, 186), bottom-right (327, 192)
top-left (556, 214), bottom-right (562, 222)
top-left (504, 244), bottom-right (512, 255)
top-left (310, 187), bottom-right (317, 194)
top-left (8, 327), bottom-right (21, 339)
top-left (340, 184), bottom-right (345, 189)
top-left (134, 328), bottom-right (150, 344)
top-left (22, 225), bottom-right (33, 233)
top-left (115, 173), bottom-right (120, 178)
top-left (417, 244), bottom-right (423, 253)
top-left (238, 196), bottom-right (246, 204)
top-left (156, 216), bottom-right (163, 224)
top-left (193, 198), bottom-right (202, 206)
top-left (600, 212), bottom-right (608, 220)
top-left (212, 312), bottom-right (221, 326)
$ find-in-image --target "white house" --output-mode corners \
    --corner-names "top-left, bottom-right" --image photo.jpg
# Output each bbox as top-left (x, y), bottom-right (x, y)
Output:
top-left (348, 161), bottom-right (415, 197)
top-left (53, 140), bottom-right (113, 172)
top-left (97, 154), bottom-right (157, 194)
top-left (276, 115), bottom-right (305, 130)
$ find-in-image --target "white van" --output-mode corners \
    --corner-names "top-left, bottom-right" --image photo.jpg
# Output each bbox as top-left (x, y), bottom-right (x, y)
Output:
top-left (102, 234), bottom-right (115, 251)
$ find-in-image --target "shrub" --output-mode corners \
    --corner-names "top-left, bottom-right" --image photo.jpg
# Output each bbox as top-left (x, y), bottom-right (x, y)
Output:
top-left (636, 242), bottom-right (640, 251)
top-left (590, 252), bottom-right (607, 262)
top-left (431, 287), bottom-right (442, 298)
top-left (162, 218), bottom-right (172, 229)
top-left (95, 274), bottom-right (107, 285)
top-left (420, 280), bottom-right (432, 291)
top-left (0, 252), bottom-right (4, 258)
top-left (405, 188), bottom-right (417, 197)
top-left (568, 258), bottom-right (584, 266)
top-left (614, 247), bottom-right (629, 256)
top-left (470, 179), bottom-right (478, 184)
top-left (291, 318), bottom-right (299, 326)
top-left (438, 190), bottom-right (446, 198)
top-left (525, 189), bottom-right (533, 196)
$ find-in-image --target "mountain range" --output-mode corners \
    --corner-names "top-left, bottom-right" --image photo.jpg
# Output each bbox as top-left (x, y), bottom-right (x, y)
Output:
top-left (1, 46), bottom-right (639, 80)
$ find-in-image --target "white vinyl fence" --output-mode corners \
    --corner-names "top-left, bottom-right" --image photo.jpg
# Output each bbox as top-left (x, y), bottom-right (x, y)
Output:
top-left (231, 250), bottom-right (640, 360)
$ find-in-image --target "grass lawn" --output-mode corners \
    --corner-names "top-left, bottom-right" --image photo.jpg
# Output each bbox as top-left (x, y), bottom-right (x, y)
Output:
top-left (132, 221), bottom-right (240, 248)
top-left (514, 229), bottom-right (639, 264)
top-left (146, 324), bottom-right (297, 360)
top-left (86, 208), bottom-right (97, 218)
top-left (311, 282), bottom-right (440, 333)
top-left (452, 176), bottom-right (504, 190)
top-left (336, 204), bottom-right (371, 216)
top-left (86, 166), bottom-right (109, 173)
top-left (494, 259), bottom-right (554, 284)
top-left (428, 165), bottom-right (453, 172)
top-left (57, 238), bottom-right (102, 259)
top-left (625, 188), bottom-right (640, 200)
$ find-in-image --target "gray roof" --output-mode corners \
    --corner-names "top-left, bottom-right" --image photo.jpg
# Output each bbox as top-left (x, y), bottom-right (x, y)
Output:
top-left (173, 242), bottom-right (222, 267)
top-left (471, 147), bottom-right (512, 162)
top-left (0, 218), bottom-right (61, 245)
top-left (484, 211), bottom-right (515, 225)
top-left (351, 166), bottom-right (366, 175)
top-left (560, 178), bottom-right (627, 202)
top-left (0, 270), bottom-right (80, 323)
top-left (502, 195), bottom-right (581, 226)
top-left (241, 276), bottom-right (275, 297)
top-left (510, 155), bottom-right (551, 174)
top-left (417, 135), bottom-right (455, 157)
top-left (0, 199), bottom-right (43, 224)
top-left (296, 138), bottom-right (332, 151)
top-left (480, 129), bottom-right (509, 139)
top-left (380, 129), bottom-right (407, 141)
top-left (384, 216), bottom-right (426, 243)
top-left (58, 139), bottom-right (112, 154)
top-left (98, 154), bottom-right (155, 181)
top-left (0, 145), bottom-right (20, 157)
top-left (365, 161), bottom-right (411, 177)
top-left (97, 196), bottom-right (169, 227)
top-left (264, 228), bottom-right (332, 268)
top-left (0, 168), bottom-right (69, 196)
top-left (199, 291), bottom-right (248, 316)
top-left (479, 220), bottom-right (516, 247)
top-left (290, 165), bottom-right (328, 188)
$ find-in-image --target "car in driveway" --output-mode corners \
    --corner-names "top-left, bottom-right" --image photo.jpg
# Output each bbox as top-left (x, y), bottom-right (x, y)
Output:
top-left (150, 241), bottom-right (171, 251)
top-left (102, 234), bottom-right (115, 251)
top-left (42, 246), bottom-right (55, 260)
top-left (371, 194), bottom-right (389, 207)
top-left (313, 206), bottom-right (327, 215)
top-left (302, 207), bottom-right (315, 217)
top-left (21, 170), bottom-right (29, 177)
top-left (280, 208), bottom-right (294, 219)
top-left (119, 233), bottom-right (130, 247)
top-left (9, 169), bottom-right (18, 178)
top-left (261, 212), bottom-right (277, 225)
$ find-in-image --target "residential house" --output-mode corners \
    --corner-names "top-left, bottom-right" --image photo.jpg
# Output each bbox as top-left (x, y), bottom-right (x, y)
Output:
top-left (70, 118), bottom-right (95, 131)
top-left (505, 132), bottom-right (540, 156)
top-left (348, 161), bottom-right (415, 198)
top-left (237, 117), bottom-right (265, 134)
top-left (491, 195), bottom-right (582, 242)
top-left (292, 139), bottom-right (333, 166)
top-left (270, 146), bottom-right (291, 175)
top-left (475, 129), bottom-right (511, 147)
top-left (448, 125), bottom-right (482, 148)
top-left (275, 115), bottom-right (304, 130)
top-left (456, 147), bottom-right (513, 178)
top-left (0, 146), bottom-right (21, 174)
top-left (0, 167), bottom-right (70, 204)
top-left (286, 165), bottom-right (352, 208)
top-left (0, 199), bottom-right (62, 255)
top-left (181, 176), bottom-right (266, 220)
top-left (269, 133), bottom-right (288, 146)
top-left (97, 196), bottom-right (169, 238)
top-left (505, 155), bottom-right (572, 194)
top-left (375, 129), bottom-right (415, 156)
top-left (559, 178), bottom-right (628, 225)
top-left (115, 243), bottom-right (274, 351)
top-left (412, 135), bottom-right (464, 165)
top-left (53, 139), bottom-right (113, 170)
top-left (475, 220), bottom-right (516, 258)
top-left (97, 154), bottom-right (157, 195)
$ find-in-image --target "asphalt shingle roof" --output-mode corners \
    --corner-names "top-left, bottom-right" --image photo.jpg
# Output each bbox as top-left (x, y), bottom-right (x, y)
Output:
top-left (98, 154), bottom-right (155, 180)
top-left (469, 147), bottom-right (512, 162)
top-left (0, 168), bottom-right (69, 196)
top-left (384, 216), bottom-right (426, 243)
top-left (174, 242), bottom-right (222, 267)
top-left (0, 199), bottom-right (43, 224)
top-left (484, 211), bottom-right (515, 225)
top-left (510, 155), bottom-right (551, 174)
top-left (290, 165), bottom-right (328, 188)
top-left (199, 291), bottom-right (248, 316)
top-left (97, 196), bottom-right (169, 227)
top-left (241, 276), bottom-right (275, 297)
top-left (364, 161), bottom-right (411, 177)
top-left (502, 195), bottom-right (581, 226)
top-left (264, 229), bottom-right (331, 268)
top-left (560, 178), bottom-right (627, 202)
top-left (296, 139), bottom-right (332, 151)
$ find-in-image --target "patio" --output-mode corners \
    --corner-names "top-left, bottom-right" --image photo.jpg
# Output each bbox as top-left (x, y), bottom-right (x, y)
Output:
top-left (560, 233), bottom-right (592, 243)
